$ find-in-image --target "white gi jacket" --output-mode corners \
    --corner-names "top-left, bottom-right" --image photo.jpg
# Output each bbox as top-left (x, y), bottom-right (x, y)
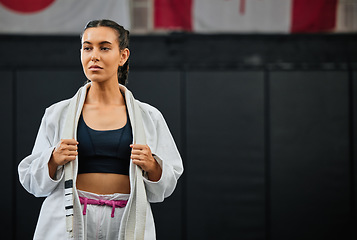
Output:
top-left (18, 83), bottom-right (183, 239)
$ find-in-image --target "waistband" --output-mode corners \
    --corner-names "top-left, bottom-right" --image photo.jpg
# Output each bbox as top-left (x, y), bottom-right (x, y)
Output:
top-left (77, 190), bottom-right (130, 218)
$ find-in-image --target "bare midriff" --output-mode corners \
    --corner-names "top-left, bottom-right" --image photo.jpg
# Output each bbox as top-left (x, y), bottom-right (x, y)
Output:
top-left (76, 173), bottom-right (130, 194)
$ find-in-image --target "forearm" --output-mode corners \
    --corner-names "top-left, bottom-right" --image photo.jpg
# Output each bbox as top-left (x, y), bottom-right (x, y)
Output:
top-left (48, 154), bottom-right (59, 180)
top-left (147, 160), bottom-right (162, 182)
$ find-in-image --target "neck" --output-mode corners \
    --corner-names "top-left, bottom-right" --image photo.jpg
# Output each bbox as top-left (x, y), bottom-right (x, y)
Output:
top-left (86, 80), bottom-right (125, 106)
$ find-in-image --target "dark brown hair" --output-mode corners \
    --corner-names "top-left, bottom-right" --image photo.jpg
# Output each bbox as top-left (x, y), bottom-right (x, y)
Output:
top-left (82, 19), bottom-right (130, 85)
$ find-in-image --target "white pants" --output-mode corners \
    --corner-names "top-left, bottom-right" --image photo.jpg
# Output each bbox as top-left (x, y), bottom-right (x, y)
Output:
top-left (78, 190), bottom-right (130, 240)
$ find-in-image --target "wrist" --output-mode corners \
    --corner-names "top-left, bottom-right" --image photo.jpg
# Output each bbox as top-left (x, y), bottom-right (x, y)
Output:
top-left (147, 160), bottom-right (162, 182)
top-left (49, 151), bottom-right (59, 167)
top-left (48, 151), bottom-right (59, 179)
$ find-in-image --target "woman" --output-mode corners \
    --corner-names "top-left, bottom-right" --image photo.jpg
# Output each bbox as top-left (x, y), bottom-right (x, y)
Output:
top-left (18, 19), bottom-right (183, 240)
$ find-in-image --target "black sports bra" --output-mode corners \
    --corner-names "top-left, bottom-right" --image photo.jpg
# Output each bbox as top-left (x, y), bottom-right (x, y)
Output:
top-left (77, 114), bottom-right (133, 175)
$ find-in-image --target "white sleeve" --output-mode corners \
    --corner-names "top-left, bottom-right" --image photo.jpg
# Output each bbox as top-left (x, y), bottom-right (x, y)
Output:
top-left (142, 110), bottom-right (183, 203)
top-left (18, 109), bottom-right (64, 198)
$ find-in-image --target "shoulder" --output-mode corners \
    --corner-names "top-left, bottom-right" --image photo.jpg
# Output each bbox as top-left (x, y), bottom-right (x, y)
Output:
top-left (44, 84), bottom-right (87, 118)
top-left (43, 85), bottom-right (86, 119)
top-left (44, 98), bottom-right (71, 119)
top-left (136, 100), bottom-right (164, 122)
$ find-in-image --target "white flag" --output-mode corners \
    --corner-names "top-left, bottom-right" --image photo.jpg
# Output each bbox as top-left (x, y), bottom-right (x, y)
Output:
top-left (0, 0), bottom-right (130, 35)
top-left (193, 0), bottom-right (292, 33)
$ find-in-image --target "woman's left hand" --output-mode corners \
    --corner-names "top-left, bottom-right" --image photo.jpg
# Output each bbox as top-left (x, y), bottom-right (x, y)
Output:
top-left (130, 144), bottom-right (162, 182)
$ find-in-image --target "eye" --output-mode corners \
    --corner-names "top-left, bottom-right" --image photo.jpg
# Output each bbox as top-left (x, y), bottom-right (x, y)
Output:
top-left (101, 47), bottom-right (110, 51)
top-left (82, 46), bottom-right (92, 51)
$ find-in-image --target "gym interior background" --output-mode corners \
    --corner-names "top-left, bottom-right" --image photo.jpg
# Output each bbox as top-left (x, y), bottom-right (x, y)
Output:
top-left (1, 32), bottom-right (356, 240)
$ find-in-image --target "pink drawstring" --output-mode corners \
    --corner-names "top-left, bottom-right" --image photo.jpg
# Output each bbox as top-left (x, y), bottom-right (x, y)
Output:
top-left (82, 197), bottom-right (88, 215)
top-left (79, 196), bottom-right (128, 218)
top-left (111, 201), bottom-right (116, 218)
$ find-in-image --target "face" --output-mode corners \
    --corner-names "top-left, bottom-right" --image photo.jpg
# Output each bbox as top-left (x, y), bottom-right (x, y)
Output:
top-left (81, 26), bottom-right (129, 83)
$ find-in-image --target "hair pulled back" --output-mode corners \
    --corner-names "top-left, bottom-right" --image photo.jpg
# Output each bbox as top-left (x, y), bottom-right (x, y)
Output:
top-left (82, 19), bottom-right (130, 85)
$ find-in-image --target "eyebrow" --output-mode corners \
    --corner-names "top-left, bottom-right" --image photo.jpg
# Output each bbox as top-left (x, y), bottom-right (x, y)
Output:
top-left (82, 41), bottom-right (113, 45)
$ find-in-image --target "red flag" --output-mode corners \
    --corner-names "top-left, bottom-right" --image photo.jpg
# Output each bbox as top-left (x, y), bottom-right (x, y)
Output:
top-left (291, 0), bottom-right (338, 33)
top-left (0, 0), bottom-right (55, 13)
top-left (154, 0), bottom-right (193, 31)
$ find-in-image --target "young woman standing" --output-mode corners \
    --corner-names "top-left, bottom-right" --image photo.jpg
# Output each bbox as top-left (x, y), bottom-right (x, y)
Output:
top-left (18, 19), bottom-right (183, 240)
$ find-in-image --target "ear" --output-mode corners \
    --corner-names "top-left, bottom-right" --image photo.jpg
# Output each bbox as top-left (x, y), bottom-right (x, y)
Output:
top-left (119, 48), bottom-right (130, 66)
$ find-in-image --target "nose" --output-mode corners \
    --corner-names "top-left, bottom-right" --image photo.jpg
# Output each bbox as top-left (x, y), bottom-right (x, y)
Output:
top-left (90, 49), bottom-right (100, 62)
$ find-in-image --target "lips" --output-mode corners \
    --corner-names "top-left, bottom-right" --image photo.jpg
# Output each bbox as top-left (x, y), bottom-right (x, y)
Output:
top-left (89, 65), bottom-right (103, 70)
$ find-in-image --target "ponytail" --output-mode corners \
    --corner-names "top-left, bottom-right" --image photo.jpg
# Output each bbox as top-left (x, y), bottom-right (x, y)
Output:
top-left (118, 60), bottom-right (129, 85)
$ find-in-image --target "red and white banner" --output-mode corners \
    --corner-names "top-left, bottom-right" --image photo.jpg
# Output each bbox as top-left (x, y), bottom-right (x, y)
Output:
top-left (0, 0), bottom-right (130, 34)
top-left (0, 0), bottom-right (355, 34)
top-left (154, 0), bottom-right (357, 33)
top-left (193, 0), bottom-right (292, 33)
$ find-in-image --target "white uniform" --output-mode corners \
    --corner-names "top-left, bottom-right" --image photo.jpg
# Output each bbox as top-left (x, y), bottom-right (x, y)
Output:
top-left (18, 83), bottom-right (184, 239)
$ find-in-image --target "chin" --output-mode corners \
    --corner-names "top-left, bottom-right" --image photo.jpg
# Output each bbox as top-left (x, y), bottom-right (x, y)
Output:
top-left (86, 75), bottom-right (107, 83)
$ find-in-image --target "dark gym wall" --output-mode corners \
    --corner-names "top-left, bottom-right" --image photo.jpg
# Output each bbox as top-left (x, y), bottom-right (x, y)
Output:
top-left (1, 33), bottom-right (356, 240)
top-left (270, 71), bottom-right (350, 239)
top-left (1, 70), bottom-right (13, 237)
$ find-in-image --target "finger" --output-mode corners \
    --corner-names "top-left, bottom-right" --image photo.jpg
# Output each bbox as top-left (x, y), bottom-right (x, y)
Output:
top-left (130, 144), bottom-right (147, 150)
top-left (131, 145), bottom-right (151, 154)
top-left (132, 159), bottom-right (145, 170)
top-left (130, 153), bottom-right (141, 159)
top-left (66, 155), bottom-right (77, 161)
top-left (130, 154), bottom-right (144, 161)
top-left (61, 138), bottom-right (79, 145)
top-left (64, 145), bottom-right (78, 151)
top-left (57, 152), bottom-right (77, 164)
top-left (56, 146), bottom-right (77, 155)
top-left (130, 149), bottom-right (148, 156)
top-left (63, 155), bottom-right (77, 164)
top-left (66, 150), bottom-right (78, 156)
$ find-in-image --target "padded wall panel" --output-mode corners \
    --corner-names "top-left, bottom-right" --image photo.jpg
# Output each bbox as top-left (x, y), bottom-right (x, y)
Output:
top-left (16, 70), bottom-right (85, 239)
top-left (1, 71), bottom-right (14, 239)
top-left (351, 71), bottom-right (357, 228)
top-left (128, 71), bottom-right (183, 240)
top-left (270, 71), bottom-right (350, 240)
top-left (127, 71), bottom-right (182, 147)
top-left (186, 71), bottom-right (266, 239)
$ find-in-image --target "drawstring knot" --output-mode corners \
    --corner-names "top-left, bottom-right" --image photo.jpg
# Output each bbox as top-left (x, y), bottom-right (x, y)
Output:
top-left (79, 196), bottom-right (128, 218)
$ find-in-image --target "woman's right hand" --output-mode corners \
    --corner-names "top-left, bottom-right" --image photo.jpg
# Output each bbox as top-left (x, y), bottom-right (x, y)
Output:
top-left (48, 139), bottom-right (78, 179)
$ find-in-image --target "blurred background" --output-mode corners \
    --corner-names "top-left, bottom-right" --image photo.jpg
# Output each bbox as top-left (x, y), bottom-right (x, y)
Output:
top-left (1, 0), bottom-right (357, 239)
